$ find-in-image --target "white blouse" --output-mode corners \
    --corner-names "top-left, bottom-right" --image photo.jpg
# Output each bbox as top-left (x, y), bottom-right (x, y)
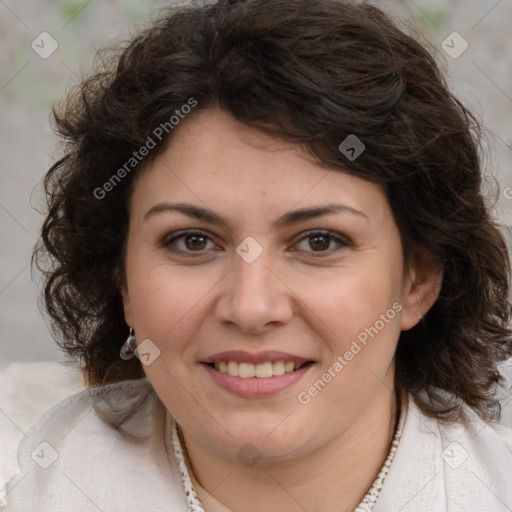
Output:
top-left (4, 378), bottom-right (512, 511)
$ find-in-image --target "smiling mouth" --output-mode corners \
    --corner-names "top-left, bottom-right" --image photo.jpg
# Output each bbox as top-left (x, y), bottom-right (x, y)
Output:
top-left (205, 360), bottom-right (314, 379)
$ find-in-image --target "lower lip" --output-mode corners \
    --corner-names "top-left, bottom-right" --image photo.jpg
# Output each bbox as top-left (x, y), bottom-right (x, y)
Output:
top-left (202, 363), bottom-right (314, 398)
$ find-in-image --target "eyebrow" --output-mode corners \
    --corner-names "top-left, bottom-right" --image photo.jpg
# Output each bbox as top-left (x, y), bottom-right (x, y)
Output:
top-left (143, 201), bottom-right (368, 229)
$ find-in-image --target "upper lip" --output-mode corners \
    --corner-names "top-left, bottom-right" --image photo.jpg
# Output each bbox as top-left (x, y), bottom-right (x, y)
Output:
top-left (201, 350), bottom-right (314, 365)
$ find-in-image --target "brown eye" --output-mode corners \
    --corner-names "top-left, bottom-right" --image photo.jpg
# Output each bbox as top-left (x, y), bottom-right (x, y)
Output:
top-left (308, 233), bottom-right (331, 251)
top-left (293, 230), bottom-right (348, 255)
top-left (184, 233), bottom-right (208, 250)
top-left (163, 230), bottom-right (215, 255)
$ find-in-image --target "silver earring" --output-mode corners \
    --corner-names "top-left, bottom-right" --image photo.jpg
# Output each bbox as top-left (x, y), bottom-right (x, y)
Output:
top-left (120, 327), bottom-right (136, 360)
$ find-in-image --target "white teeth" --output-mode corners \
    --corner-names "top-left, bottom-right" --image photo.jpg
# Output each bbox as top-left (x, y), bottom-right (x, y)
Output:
top-left (255, 362), bottom-right (273, 378)
top-left (213, 360), bottom-right (306, 378)
top-left (272, 361), bottom-right (285, 376)
top-left (238, 362), bottom-right (255, 378)
top-left (227, 361), bottom-right (238, 377)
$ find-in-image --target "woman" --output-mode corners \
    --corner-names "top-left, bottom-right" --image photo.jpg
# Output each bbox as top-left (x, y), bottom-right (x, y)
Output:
top-left (5, 0), bottom-right (512, 510)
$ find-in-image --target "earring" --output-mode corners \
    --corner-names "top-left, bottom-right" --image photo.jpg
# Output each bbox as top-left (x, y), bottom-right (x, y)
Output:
top-left (120, 327), bottom-right (136, 360)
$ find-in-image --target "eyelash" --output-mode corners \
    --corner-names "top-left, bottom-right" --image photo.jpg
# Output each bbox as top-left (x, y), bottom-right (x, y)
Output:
top-left (162, 229), bottom-right (349, 257)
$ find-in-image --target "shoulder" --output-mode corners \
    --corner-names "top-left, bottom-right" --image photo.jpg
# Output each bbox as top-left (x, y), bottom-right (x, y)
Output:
top-left (0, 360), bottom-right (85, 509)
top-left (436, 401), bottom-right (512, 510)
top-left (375, 393), bottom-right (512, 512)
top-left (5, 379), bottom-right (188, 512)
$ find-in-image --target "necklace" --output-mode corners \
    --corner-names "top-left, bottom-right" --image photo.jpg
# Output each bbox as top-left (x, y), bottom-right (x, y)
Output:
top-left (168, 403), bottom-right (406, 512)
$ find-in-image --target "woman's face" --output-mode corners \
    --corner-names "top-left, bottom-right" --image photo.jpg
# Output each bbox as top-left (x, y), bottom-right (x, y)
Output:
top-left (121, 107), bottom-right (439, 461)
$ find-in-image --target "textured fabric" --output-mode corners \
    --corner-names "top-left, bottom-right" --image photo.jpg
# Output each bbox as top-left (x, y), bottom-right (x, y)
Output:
top-left (4, 378), bottom-right (512, 511)
top-left (0, 360), bottom-right (85, 508)
top-left (374, 397), bottom-right (512, 512)
top-left (4, 379), bottom-right (187, 512)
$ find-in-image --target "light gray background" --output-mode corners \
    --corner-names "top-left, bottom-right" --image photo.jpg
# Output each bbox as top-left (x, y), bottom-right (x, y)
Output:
top-left (1, 0), bottom-right (511, 368)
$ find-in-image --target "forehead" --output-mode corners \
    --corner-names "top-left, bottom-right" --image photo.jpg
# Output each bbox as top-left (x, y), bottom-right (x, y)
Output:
top-left (130, 107), bottom-right (389, 224)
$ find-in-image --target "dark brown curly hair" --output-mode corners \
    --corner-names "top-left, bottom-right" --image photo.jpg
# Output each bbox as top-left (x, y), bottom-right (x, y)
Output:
top-left (34, 0), bottom-right (512, 426)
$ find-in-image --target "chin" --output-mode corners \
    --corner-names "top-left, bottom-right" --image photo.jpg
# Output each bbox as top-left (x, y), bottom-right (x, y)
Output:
top-left (203, 413), bottom-right (313, 461)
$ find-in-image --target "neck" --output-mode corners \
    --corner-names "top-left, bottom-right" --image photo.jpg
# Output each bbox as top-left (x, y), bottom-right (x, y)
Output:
top-left (179, 376), bottom-right (400, 512)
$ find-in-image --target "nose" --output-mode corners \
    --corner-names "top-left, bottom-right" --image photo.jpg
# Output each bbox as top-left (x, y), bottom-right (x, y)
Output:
top-left (214, 249), bottom-right (294, 335)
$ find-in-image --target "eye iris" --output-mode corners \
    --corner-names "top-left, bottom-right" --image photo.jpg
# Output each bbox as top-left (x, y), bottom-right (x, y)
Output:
top-left (186, 234), bottom-right (207, 251)
top-left (310, 234), bottom-right (330, 251)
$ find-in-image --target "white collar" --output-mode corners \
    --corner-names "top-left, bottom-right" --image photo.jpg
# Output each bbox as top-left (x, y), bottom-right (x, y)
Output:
top-left (375, 396), bottom-right (512, 511)
top-left (5, 379), bottom-right (512, 511)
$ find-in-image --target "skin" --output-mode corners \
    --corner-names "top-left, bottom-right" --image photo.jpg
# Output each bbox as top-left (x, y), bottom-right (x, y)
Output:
top-left (121, 106), bottom-right (443, 512)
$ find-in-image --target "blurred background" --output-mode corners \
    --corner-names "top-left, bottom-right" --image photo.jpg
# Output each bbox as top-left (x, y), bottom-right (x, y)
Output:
top-left (1, 0), bottom-right (512, 367)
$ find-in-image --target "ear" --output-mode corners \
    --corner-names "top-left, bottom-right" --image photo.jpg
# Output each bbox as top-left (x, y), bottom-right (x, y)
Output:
top-left (119, 281), bottom-right (134, 328)
top-left (400, 249), bottom-right (443, 331)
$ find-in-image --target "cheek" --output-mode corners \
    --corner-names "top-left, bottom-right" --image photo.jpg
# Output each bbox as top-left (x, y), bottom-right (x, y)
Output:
top-left (294, 255), bottom-right (403, 407)
top-left (300, 262), bottom-right (401, 340)
top-left (126, 255), bottom-right (223, 352)
top-left (299, 271), bottom-right (401, 415)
